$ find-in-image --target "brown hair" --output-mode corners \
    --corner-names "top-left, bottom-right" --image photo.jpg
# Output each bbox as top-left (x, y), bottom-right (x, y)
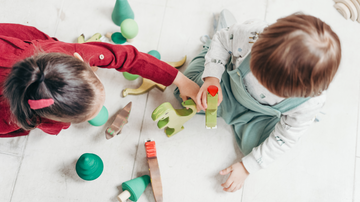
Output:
top-left (3, 52), bottom-right (104, 130)
top-left (251, 13), bottom-right (341, 98)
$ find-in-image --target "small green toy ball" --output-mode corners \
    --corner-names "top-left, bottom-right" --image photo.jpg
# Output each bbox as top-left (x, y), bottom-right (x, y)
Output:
top-left (88, 106), bottom-right (109, 126)
top-left (76, 153), bottom-right (104, 181)
top-left (147, 50), bottom-right (161, 60)
top-left (111, 32), bottom-right (127, 44)
top-left (123, 72), bottom-right (139, 80)
top-left (120, 19), bottom-right (139, 39)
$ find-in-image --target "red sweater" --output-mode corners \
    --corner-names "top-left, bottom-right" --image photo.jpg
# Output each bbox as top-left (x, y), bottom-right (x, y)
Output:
top-left (0, 23), bottom-right (178, 137)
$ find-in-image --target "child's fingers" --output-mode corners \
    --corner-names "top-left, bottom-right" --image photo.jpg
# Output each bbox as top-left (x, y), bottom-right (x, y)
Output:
top-left (180, 95), bottom-right (187, 102)
top-left (218, 89), bottom-right (223, 106)
top-left (220, 166), bottom-right (233, 175)
top-left (201, 91), bottom-right (207, 109)
top-left (196, 90), bottom-right (204, 111)
top-left (222, 181), bottom-right (235, 192)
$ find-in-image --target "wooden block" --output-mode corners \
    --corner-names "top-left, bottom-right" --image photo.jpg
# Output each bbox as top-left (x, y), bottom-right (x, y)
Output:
top-left (334, 0), bottom-right (358, 21)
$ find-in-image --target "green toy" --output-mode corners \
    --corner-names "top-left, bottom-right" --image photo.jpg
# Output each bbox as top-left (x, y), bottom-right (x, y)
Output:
top-left (206, 85), bottom-right (218, 129)
top-left (77, 33), bottom-right (102, 43)
top-left (76, 153), bottom-right (104, 181)
top-left (147, 50), bottom-right (161, 60)
top-left (111, 32), bottom-right (127, 44)
top-left (123, 72), bottom-right (139, 80)
top-left (117, 175), bottom-right (150, 202)
top-left (120, 19), bottom-right (139, 40)
top-left (112, 0), bottom-right (134, 26)
top-left (152, 99), bottom-right (197, 137)
top-left (88, 106), bottom-right (109, 126)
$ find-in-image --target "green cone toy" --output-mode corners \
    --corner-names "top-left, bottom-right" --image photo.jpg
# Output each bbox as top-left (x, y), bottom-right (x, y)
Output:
top-left (88, 106), bottom-right (109, 126)
top-left (117, 175), bottom-right (150, 202)
top-left (112, 0), bottom-right (135, 26)
top-left (76, 153), bottom-right (104, 181)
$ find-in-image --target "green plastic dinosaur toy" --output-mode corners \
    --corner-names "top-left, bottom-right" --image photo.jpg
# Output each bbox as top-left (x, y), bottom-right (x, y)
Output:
top-left (151, 99), bottom-right (196, 137)
top-left (206, 85), bottom-right (218, 129)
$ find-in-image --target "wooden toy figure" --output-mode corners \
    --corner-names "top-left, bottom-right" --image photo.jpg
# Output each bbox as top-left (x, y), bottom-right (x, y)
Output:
top-left (112, 0), bottom-right (135, 26)
top-left (88, 106), bottom-right (109, 126)
top-left (206, 85), bottom-right (218, 129)
top-left (152, 99), bottom-right (196, 137)
top-left (145, 140), bottom-right (163, 202)
top-left (122, 56), bottom-right (187, 97)
top-left (105, 102), bottom-right (132, 139)
top-left (77, 33), bottom-right (102, 43)
top-left (76, 153), bottom-right (104, 181)
top-left (117, 175), bottom-right (150, 202)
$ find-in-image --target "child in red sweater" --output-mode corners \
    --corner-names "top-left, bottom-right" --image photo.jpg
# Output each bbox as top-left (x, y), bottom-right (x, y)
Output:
top-left (0, 23), bottom-right (199, 137)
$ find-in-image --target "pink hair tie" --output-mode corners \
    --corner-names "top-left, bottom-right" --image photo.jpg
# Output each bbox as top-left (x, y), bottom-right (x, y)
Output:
top-left (28, 99), bottom-right (54, 110)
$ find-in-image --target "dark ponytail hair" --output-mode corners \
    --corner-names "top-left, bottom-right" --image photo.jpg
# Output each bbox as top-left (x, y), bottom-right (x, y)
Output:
top-left (3, 52), bottom-right (102, 130)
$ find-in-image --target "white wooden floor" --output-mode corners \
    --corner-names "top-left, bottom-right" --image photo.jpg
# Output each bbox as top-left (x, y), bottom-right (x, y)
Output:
top-left (1, 0), bottom-right (360, 201)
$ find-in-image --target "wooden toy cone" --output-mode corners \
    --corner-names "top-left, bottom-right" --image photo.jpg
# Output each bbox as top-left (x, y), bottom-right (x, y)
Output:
top-left (75, 153), bottom-right (104, 181)
top-left (112, 0), bottom-right (135, 26)
top-left (117, 175), bottom-right (150, 202)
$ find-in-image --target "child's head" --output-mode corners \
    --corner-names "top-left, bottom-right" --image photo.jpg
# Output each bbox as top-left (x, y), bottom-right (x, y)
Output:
top-left (3, 52), bottom-right (105, 130)
top-left (251, 13), bottom-right (341, 98)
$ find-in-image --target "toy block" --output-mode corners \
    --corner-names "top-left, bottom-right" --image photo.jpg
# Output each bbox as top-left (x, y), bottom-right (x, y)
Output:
top-left (145, 140), bottom-right (163, 202)
top-left (112, 0), bottom-right (134, 26)
top-left (152, 99), bottom-right (196, 137)
top-left (117, 175), bottom-right (150, 202)
top-left (206, 85), bottom-right (218, 129)
top-left (105, 102), bottom-right (132, 139)
top-left (76, 153), bottom-right (103, 181)
top-left (122, 78), bottom-right (166, 97)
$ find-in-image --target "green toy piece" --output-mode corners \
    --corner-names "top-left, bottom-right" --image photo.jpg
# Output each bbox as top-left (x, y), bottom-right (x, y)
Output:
top-left (206, 85), bottom-right (218, 129)
top-left (152, 99), bottom-right (197, 137)
top-left (117, 175), bottom-right (150, 202)
top-left (147, 50), bottom-right (161, 60)
top-left (77, 33), bottom-right (102, 43)
top-left (88, 106), bottom-right (109, 126)
top-left (123, 72), bottom-right (139, 80)
top-left (112, 0), bottom-right (135, 26)
top-left (120, 19), bottom-right (139, 40)
top-left (111, 32), bottom-right (127, 44)
top-left (76, 153), bottom-right (104, 181)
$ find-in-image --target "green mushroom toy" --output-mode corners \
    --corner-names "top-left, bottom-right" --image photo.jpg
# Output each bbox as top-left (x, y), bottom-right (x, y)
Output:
top-left (76, 153), bottom-right (104, 181)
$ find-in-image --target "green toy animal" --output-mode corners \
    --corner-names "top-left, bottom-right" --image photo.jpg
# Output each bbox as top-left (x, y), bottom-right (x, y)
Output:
top-left (152, 99), bottom-right (196, 137)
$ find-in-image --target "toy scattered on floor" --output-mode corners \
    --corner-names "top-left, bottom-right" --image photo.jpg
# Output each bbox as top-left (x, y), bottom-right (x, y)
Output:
top-left (112, 0), bottom-right (134, 26)
top-left (122, 78), bottom-right (166, 97)
top-left (88, 106), bottom-right (109, 126)
top-left (105, 102), bottom-right (132, 139)
top-left (121, 19), bottom-right (138, 42)
top-left (117, 175), bottom-right (150, 202)
top-left (121, 56), bottom-right (187, 96)
top-left (123, 72), bottom-right (139, 80)
top-left (152, 99), bottom-right (196, 137)
top-left (145, 140), bottom-right (163, 202)
top-left (77, 33), bottom-right (102, 43)
top-left (164, 56), bottom-right (187, 69)
top-left (333, 0), bottom-right (360, 23)
top-left (76, 153), bottom-right (104, 181)
top-left (147, 50), bottom-right (161, 60)
top-left (106, 32), bottom-right (127, 44)
top-left (206, 85), bottom-right (218, 129)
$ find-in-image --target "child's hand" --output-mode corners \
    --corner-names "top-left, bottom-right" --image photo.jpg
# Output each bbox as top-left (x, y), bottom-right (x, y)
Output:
top-left (196, 77), bottom-right (223, 111)
top-left (173, 72), bottom-right (201, 111)
top-left (220, 162), bottom-right (249, 192)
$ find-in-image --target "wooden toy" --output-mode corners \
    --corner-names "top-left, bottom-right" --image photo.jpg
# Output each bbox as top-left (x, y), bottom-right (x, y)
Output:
top-left (333, 0), bottom-right (360, 22)
top-left (165, 56), bottom-right (187, 69)
top-left (77, 33), bottom-right (102, 43)
top-left (105, 102), bottom-right (132, 139)
top-left (88, 106), bottom-right (109, 126)
top-left (121, 19), bottom-right (139, 42)
top-left (123, 72), bottom-right (139, 80)
top-left (145, 140), bottom-right (163, 202)
top-left (152, 99), bottom-right (196, 137)
top-left (106, 32), bottom-right (127, 44)
top-left (122, 78), bottom-right (166, 97)
top-left (206, 85), bottom-right (218, 129)
top-left (147, 50), bottom-right (161, 60)
top-left (121, 56), bottom-right (187, 97)
top-left (76, 153), bottom-right (104, 181)
top-left (112, 0), bottom-right (134, 26)
top-left (117, 175), bottom-right (150, 202)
